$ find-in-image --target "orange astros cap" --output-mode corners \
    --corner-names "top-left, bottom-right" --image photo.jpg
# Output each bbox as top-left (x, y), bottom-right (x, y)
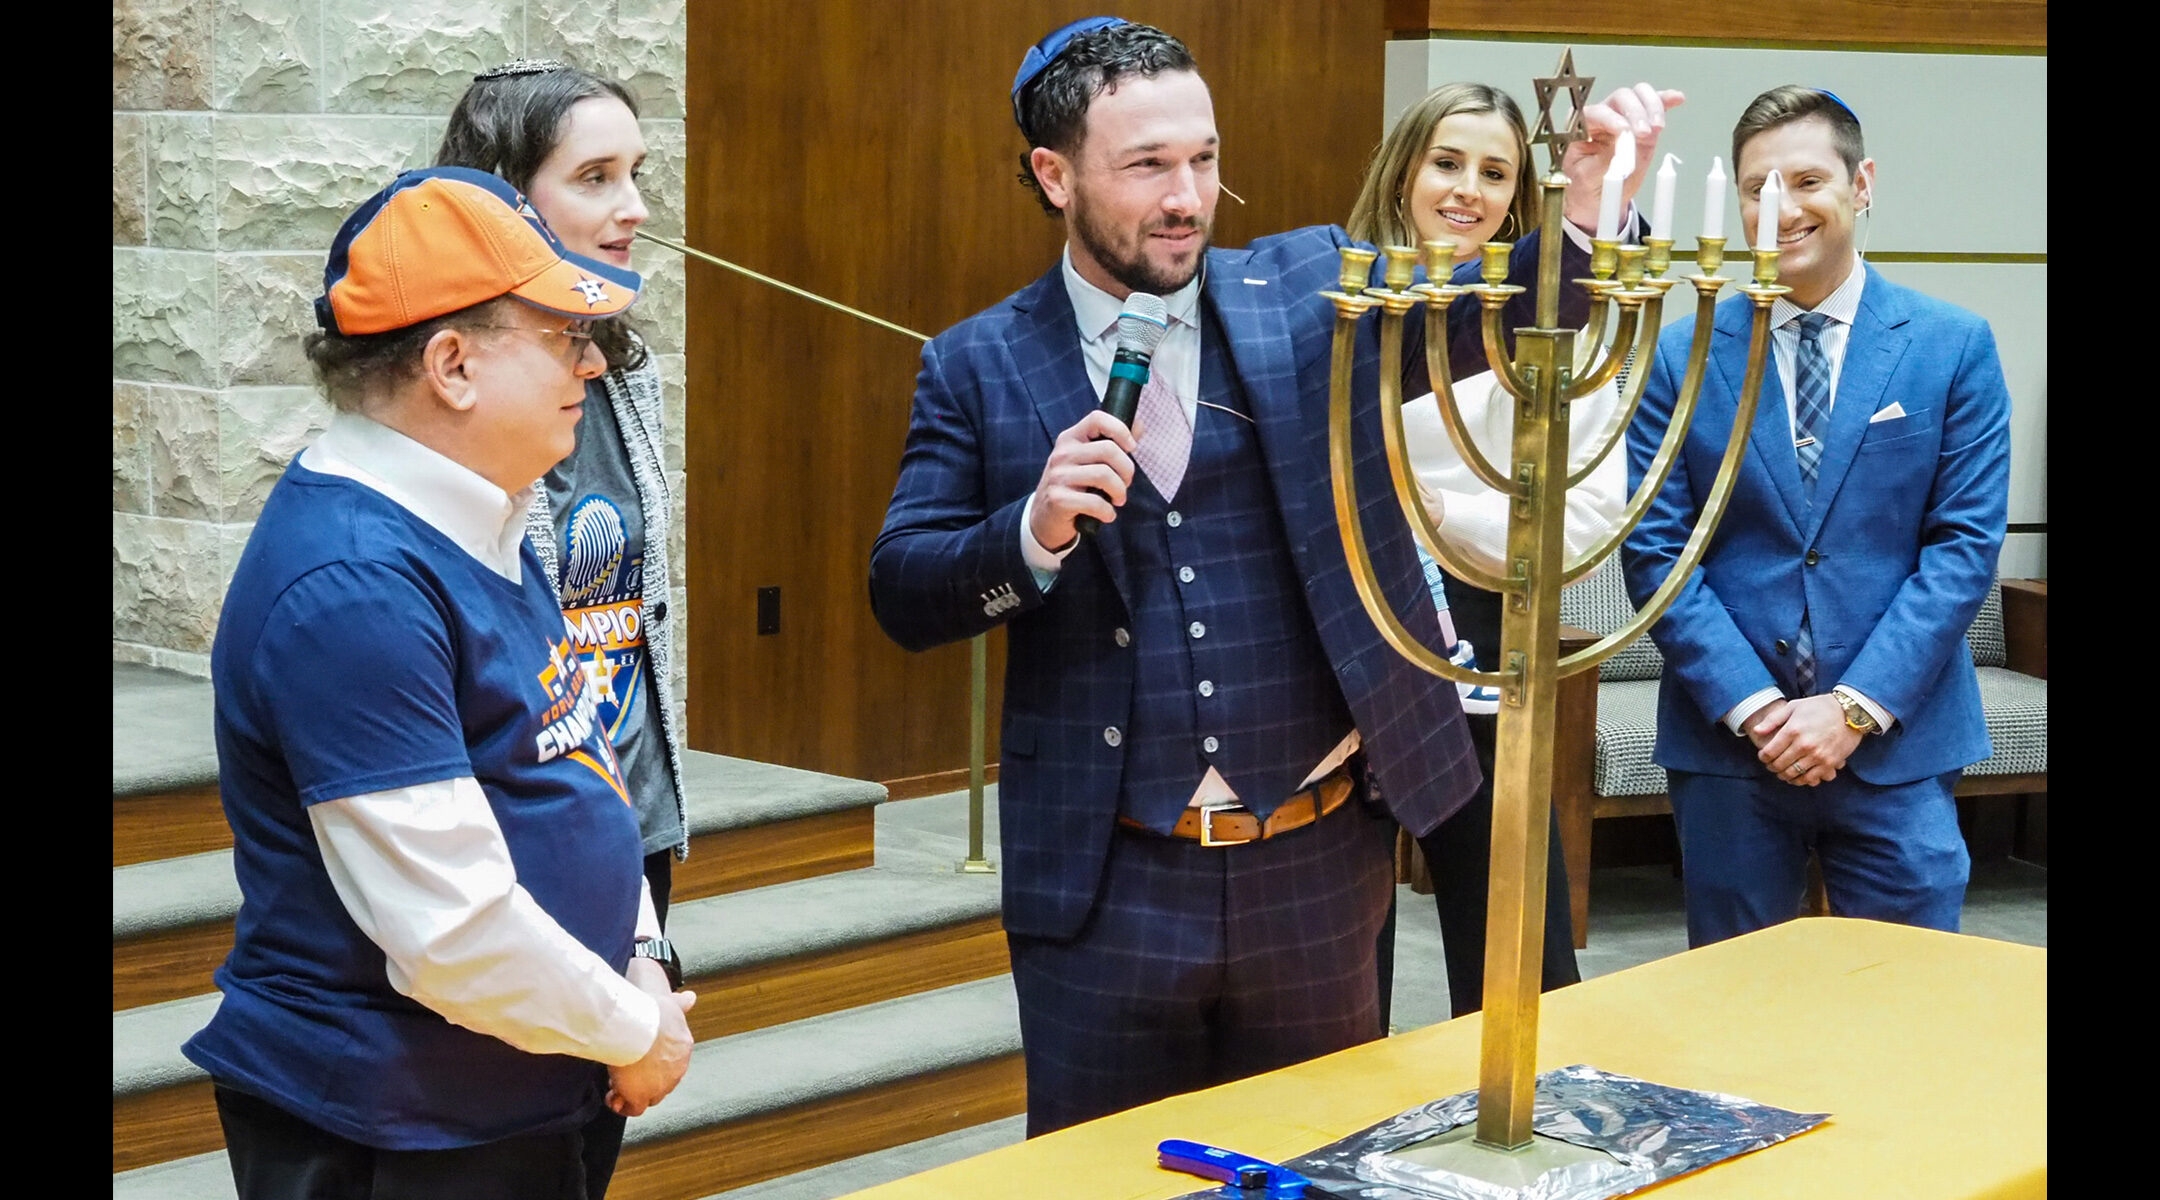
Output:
top-left (315, 166), bottom-right (640, 336)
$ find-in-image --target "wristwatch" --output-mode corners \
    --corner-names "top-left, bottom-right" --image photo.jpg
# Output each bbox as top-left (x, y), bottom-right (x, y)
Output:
top-left (632, 936), bottom-right (683, 991)
top-left (1833, 690), bottom-right (1880, 735)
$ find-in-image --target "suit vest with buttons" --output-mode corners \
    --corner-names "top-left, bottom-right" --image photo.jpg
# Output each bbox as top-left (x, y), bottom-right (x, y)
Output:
top-left (1115, 300), bottom-right (1356, 834)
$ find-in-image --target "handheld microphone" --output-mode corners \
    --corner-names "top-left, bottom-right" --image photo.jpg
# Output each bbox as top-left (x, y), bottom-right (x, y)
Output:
top-left (1076, 292), bottom-right (1169, 537)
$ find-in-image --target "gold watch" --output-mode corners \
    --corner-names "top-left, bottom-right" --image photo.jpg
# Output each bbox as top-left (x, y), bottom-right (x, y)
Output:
top-left (1833, 691), bottom-right (1879, 734)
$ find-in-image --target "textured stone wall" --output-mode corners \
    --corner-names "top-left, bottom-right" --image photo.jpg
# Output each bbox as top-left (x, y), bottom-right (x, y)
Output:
top-left (114, 0), bottom-right (690, 703)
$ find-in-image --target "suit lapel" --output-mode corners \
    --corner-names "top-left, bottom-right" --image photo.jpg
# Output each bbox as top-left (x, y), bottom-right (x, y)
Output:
top-left (1714, 301), bottom-right (1806, 537)
top-left (1801, 267), bottom-right (1911, 540)
top-left (1007, 266), bottom-right (1135, 601)
top-left (1201, 248), bottom-right (1312, 535)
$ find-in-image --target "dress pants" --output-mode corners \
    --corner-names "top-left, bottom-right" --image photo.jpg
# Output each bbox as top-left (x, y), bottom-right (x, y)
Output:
top-left (215, 1085), bottom-right (594, 1200)
top-left (1007, 795), bottom-right (1395, 1137)
top-left (1667, 767), bottom-right (1969, 948)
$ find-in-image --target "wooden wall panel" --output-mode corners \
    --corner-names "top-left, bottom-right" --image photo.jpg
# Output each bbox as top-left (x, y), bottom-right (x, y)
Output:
top-left (685, 3), bottom-right (1386, 783)
top-left (1384, 0), bottom-right (2046, 49)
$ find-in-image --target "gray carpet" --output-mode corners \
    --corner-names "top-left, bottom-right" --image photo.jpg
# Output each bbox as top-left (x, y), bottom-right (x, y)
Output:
top-left (113, 663), bottom-right (218, 795)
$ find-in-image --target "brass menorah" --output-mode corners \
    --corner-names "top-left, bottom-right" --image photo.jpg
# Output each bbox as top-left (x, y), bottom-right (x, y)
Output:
top-left (1323, 56), bottom-right (1790, 1176)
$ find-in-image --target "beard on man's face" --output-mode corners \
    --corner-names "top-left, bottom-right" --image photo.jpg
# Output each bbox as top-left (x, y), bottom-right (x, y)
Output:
top-left (1068, 190), bottom-right (1211, 297)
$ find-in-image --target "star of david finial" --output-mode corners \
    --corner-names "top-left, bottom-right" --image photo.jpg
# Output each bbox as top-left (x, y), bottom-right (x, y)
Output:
top-left (1530, 48), bottom-right (1595, 174)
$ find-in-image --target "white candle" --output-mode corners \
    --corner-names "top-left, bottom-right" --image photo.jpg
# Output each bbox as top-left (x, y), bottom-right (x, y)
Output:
top-left (1595, 129), bottom-right (1634, 242)
top-left (1755, 168), bottom-right (1783, 252)
top-left (1702, 157), bottom-right (1726, 241)
top-left (1650, 153), bottom-right (1680, 241)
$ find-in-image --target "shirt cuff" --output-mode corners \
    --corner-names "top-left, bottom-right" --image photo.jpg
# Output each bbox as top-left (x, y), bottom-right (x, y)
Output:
top-left (1832, 684), bottom-right (1896, 732)
top-left (1019, 490), bottom-right (1075, 593)
top-left (1722, 687), bottom-right (1785, 735)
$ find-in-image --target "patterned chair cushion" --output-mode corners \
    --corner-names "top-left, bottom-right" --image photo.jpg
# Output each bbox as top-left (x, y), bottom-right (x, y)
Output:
top-left (1592, 679), bottom-right (1668, 798)
top-left (1966, 582), bottom-right (2007, 669)
top-left (1968, 667), bottom-right (2047, 776)
top-left (1561, 559), bottom-right (1664, 683)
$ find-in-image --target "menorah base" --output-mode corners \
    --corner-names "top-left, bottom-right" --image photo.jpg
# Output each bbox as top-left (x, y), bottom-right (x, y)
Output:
top-left (1384, 1125), bottom-right (1612, 1192)
top-left (1183, 1064), bottom-right (1827, 1200)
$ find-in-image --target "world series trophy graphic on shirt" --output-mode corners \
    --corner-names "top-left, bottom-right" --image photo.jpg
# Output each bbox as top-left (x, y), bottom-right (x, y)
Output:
top-left (1322, 51), bottom-right (1791, 1187)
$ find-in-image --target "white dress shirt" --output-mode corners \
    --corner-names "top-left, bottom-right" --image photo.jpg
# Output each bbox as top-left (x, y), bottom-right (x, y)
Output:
top-left (1716, 253), bottom-right (1894, 736)
top-left (1400, 369), bottom-right (1627, 573)
top-left (298, 412), bottom-right (664, 1067)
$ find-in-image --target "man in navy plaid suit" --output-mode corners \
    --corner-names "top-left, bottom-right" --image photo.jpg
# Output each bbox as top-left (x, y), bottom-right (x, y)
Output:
top-left (870, 18), bottom-right (1490, 1135)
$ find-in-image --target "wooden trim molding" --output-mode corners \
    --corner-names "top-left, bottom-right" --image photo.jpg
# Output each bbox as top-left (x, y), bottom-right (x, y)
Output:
top-left (113, 1080), bottom-right (221, 1172)
top-left (1384, 0), bottom-right (2046, 50)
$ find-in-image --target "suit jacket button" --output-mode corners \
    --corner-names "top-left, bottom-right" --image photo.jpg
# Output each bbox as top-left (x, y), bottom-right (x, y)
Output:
top-left (1203, 736), bottom-right (1220, 753)
top-left (1103, 726), bottom-right (1122, 747)
top-left (1775, 639), bottom-right (1791, 655)
top-left (1805, 549), bottom-right (1821, 566)
top-left (1113, 627), bottom-right (1130, 647)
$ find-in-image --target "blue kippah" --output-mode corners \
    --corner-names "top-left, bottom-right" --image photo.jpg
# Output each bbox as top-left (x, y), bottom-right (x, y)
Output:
top-left (1011, 15), bottom-right (1127, 129)
top-left (1818, 89), bottom-right (1860, 124)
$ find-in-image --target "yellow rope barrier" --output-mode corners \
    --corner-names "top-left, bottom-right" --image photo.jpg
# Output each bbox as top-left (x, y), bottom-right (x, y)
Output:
top-left (630, 228), bottom-right (931, 344)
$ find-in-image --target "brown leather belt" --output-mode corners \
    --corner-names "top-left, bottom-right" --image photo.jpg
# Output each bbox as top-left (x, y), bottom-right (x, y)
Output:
top-left (1119, 769), bottom-right (1355, 847)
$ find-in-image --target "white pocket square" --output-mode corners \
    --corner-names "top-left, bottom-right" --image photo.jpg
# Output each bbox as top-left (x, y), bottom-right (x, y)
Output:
top-left (1868, 402), bottom-right (1907, 424)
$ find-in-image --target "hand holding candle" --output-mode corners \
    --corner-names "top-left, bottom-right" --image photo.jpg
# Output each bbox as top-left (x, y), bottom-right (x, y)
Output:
top-left (1650, 154), bottom-right (1680, 241)
top-left (1755, 169), bottom-right (1783, 252)
top-left (1703, 156), bottom-right (1726, 242)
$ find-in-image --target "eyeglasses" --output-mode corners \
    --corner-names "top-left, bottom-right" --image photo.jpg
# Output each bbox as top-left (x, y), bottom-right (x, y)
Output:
top-left (475, 321), bottom-right (597, 350)
top-left (477, 321), bottom-right (600, 362)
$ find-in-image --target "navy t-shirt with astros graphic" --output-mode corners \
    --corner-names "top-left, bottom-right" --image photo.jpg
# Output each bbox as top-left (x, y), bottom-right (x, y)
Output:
top-left (185, 459), bottom-right (644, 1150)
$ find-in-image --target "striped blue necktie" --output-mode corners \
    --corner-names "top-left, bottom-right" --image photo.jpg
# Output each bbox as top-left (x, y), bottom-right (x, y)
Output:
top-left (1793, 313), bottom-right (1833, 498)
top-left (1791, 312), bottom-right (1832, 693)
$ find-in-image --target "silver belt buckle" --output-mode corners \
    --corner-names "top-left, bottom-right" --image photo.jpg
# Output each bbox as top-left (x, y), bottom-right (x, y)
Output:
top-left (1197, 801), bottom-right (1250, 848)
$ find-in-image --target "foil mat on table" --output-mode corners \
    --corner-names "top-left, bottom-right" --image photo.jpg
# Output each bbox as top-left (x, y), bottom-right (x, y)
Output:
top-left (1170, 1064), bottom-right (1827, 1200)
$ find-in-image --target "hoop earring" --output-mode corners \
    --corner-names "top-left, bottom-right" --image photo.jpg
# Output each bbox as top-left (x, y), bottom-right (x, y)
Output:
top-left (1394, 195), bottom-right (1408, 239)
top-left (1497, 212), bottom-right (1518, 242)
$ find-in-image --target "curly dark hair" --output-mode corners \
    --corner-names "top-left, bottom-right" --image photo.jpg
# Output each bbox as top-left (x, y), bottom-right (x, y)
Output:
top-left (436, 64), bottom-right (649, 373)
top-left (1013, 22), bottom-right (1197, 216)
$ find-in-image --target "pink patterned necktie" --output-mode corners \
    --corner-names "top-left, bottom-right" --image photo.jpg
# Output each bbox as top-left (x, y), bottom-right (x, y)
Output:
top-left (1131, 374), bottom-right (1193, 502)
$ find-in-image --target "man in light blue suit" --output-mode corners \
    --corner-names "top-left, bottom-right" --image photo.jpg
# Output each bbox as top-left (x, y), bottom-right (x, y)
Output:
top-left (1622, 86), bottom-right (2011, 948)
